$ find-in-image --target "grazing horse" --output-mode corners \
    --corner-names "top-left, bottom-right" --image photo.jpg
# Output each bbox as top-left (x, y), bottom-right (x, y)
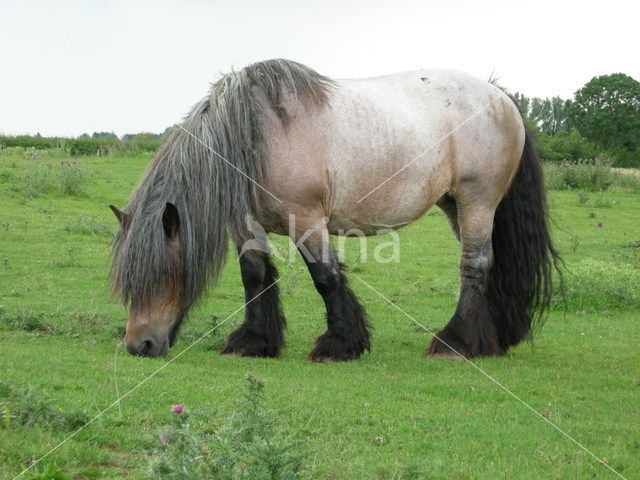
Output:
top-left (110, 59), bottom-right (559, 361)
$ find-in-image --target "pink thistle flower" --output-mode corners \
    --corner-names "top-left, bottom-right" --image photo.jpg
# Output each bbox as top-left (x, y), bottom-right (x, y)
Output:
top-left (597, 223), bottom-right (603, 227)
top-left (172, 404), bottom-right (184, 414)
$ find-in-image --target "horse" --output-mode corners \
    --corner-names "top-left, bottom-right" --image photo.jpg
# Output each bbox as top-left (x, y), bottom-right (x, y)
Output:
top-left (109, 59), bottom-right (559, 361)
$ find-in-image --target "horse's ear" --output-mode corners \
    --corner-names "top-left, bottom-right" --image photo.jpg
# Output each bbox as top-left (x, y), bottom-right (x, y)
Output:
top-left (162, 202), bottom-right (180, 239)
top-left (109, 205), bottom-right (127, 226)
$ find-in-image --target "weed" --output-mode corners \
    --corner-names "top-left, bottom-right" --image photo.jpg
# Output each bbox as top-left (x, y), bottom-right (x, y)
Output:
top-left (52, 245), bottom-right (79, 268)
top-left (545, 158), bottom-right (615, 192)
top-left (612, 170), bottom-right (640, 193)
top-left (57, 161), bottom-right (92, 195)
top-left (149, 374), bottom-right (308, 480)
top-left (24, 465), bottom-right (70, 480)
top-left (552, 259), bottom-right (640, 309)
top-left (0, 170), bottom-right (17, 183)
top-left (569, 235), bottom-right (581, 252)
top-left (0, 310), bottom-right (51, 333)
top-left (179, 315), bottom-right (226, 351)
top-left (60, 215), bottom-right (114, 237)
top-left (21, 159), bottom-right (92, 197)
top-left (546, 161), bottom-right (640, 194)
top-left (0, 382), bottom-right (89, 430)
top-left (592, 196), bottom-right (613, 208)
top-left (23, 158), bottom-right (55, 196)
top-left (576, 191), bottom-right (589, 205)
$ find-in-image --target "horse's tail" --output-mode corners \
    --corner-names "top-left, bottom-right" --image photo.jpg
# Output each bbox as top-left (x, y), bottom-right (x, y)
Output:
top-left (487, 108), bottom-right (562, 349)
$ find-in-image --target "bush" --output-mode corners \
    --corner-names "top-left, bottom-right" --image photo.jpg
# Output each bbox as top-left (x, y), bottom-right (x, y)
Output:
top-left (150, 374), bottom-right (308, 480)
top-left (612, 169), bottom-right (640, 193)
top-left (0, 135), bottom-right (64, 150)
top-left (528, 125), bottom-right (639, 167)
top-left (545, 158), bottom-right (616, 191)
top-left (0, 134), bottom-right (163, 157)
top-left (23, 159), bottom-right (56, 196)
top-left (604, 146), bottom-right (640, 168)
top-left (57, 161), bottom-right (92, 195)
top-left (533, 128), bottom-right (600, 163)
top-left (576, 191), bottom-right (589, 205)
top-left (21, 158), bottom-right (93, 196)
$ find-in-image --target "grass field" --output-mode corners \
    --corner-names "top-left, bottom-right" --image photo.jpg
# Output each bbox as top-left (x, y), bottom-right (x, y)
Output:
top-left (0, 152), bottom-right (639, 479)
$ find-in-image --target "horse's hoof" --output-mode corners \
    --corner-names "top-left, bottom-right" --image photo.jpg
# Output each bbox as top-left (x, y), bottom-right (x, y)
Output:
top-left (220, 327), bottom-right (281, 358)
top-left (428, 351), bottom-right (466, 361)
top-left (309, 332), bottom-right (367, 362)
top-left (427, 330), bottom-right (469, 358)
top-left (427, 329), bottom-right (504, 358)
top-left (309, 352), bottom-right (360, 362)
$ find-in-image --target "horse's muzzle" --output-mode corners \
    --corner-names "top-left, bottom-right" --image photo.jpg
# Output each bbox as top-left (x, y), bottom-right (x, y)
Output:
top-left (125, 337), bottom-right (169, 357)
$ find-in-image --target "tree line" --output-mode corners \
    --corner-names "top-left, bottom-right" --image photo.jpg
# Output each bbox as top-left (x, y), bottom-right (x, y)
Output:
top-left (514, 73), bottom-right (640, 167)
top-left (0, 126), bottom-right (179, 156)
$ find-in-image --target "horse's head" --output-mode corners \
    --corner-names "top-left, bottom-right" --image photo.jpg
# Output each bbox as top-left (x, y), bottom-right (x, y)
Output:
top-left (110, 203), bottom-right (185, 357)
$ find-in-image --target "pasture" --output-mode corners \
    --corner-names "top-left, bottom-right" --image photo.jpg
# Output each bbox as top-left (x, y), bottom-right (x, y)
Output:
top-left (0, 150), bottom-right (639, 479)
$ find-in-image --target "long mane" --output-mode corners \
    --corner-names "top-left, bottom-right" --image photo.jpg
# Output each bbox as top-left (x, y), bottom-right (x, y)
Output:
top-left (111, 59), bottom-right (334, 310)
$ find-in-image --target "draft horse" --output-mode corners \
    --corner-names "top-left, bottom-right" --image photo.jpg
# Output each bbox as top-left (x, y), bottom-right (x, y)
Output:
top-left (110, 59), bottom-right (559, 361)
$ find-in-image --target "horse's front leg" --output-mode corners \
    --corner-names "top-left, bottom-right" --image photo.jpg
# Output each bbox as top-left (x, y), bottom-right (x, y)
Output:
top-left (296, 228), bottom-right (371, 362)
top-left (220, 249), bottom-right (286, 357)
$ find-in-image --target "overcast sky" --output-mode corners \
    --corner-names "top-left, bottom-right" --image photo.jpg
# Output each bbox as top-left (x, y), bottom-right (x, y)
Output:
top-left (1, 0), bottom-right (638, 137)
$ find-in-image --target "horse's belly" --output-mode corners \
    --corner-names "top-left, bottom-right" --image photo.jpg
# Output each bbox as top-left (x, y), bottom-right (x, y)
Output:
top-left (323, 108), bottom-right (453, 234)
top-left (317, 74), bottom-right (472, 235)
top-left (326, 169), bottom-right (442, 236)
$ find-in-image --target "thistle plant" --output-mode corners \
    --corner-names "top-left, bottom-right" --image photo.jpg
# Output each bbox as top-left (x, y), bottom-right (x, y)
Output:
top-left (149, 374), bottom-right (309, 480)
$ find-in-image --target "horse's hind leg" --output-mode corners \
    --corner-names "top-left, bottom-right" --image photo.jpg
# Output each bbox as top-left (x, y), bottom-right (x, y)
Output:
top-left (221, 249), bottom-right (285, 357)
top-left (295, 227), bottom-right (370, 362)
top-left (428, 203), bottom-right (502, 358)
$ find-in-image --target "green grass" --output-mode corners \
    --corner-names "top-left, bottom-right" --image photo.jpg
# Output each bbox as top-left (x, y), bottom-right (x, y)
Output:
top-left (0, 153), bottom-right (639, 479)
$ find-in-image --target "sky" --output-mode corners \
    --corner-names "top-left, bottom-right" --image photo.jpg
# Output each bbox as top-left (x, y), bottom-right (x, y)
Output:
top-left (1, 0), bottom-right (638, 137)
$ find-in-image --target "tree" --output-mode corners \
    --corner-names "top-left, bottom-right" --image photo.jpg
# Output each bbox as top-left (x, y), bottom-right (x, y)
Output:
top-left (567, 73), bottom-right (640, 153)
top-left (514, 93), bottom-right (570, 135)
top-left (544, 96), bottom-right (570, 135)
top-left (514, 92), bottom-right (530, 117)
top-left (91, 131), bottom-right (118, 140)
top-left (160, 124), bottom-right (180, 140)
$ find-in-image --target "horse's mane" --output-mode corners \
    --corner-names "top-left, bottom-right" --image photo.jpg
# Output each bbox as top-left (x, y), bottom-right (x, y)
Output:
top-left (111, 59), bottom-right (334, 310)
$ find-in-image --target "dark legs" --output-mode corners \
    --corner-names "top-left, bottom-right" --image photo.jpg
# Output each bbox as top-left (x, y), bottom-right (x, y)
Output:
top-left (298, 233), bottom-right (370, 362)
top-left (221, 225), bottom-right (369, 361)
top-left (221, 249), bottom-right (285, 358)
top-left (428, 205), bottom-right (503, 358)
